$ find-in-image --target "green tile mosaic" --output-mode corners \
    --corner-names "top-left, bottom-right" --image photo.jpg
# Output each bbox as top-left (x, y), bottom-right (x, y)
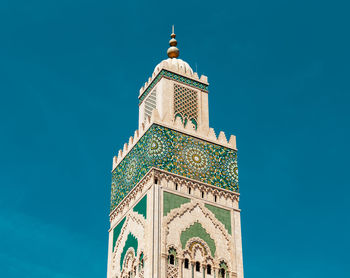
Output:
top-left (205, 204), bottom-right (231, 235)
top-left (113, 217), bottom-right (126, 251)
top-left (120, 233), bottom-right (138, 270)
top-left (139, 69), bottom-right (208, 104)
top-left (180, 222), bottom-right (216, 256)
top-left (163, 191), bottom-right (190, 216)
top-left (133, 195), bottom-right (147, 219)
top-left (111, 124), bottom-right (239, 211)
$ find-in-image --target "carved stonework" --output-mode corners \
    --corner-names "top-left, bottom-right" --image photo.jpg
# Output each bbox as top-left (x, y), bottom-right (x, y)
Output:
top-left (110, 168), bottom-right (239, 222)
top-left (111, 211), bottom-right (146, 277)
top-left (107, 40), bottom-right (244, 278)
top-left (167, 264), bottom-right (179, 278)
top-left (163, 200), bottom-right (233, 270)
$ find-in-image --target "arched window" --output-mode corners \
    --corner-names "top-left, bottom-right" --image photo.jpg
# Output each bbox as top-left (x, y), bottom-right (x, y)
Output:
top-left (220, 268), bottom-right (225, 278)
top-left (201, 191), bottom-right (204, 198)
top-left (169, 254), bottom-right (175, 265)
top-left (188, 187), bottom-right (191, 194)
top-left (219, 261), bottom-right (228, 278)
top-left (190, 118), bottom-right (198, 130)
top-left (175, 183), bottom-right (178, 190)
top-left (184, 259), bottom-right (189, 269)
top-left (195, 262), bottom-right (200, 272)
top-left (168, 247), bottom-right (177, 265)
top-left (214, 195), bottom-right (217, 202)
top-left (207, 265), bottom-right (212, 275)
top-left (139, 252), bottom-right (144, 271)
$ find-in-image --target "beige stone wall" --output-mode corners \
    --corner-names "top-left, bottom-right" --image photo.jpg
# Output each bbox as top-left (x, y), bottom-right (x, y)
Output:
top-left (139, 78), bottom-right (209, 135)
top-left (107, 169), bottom-right (243, 278)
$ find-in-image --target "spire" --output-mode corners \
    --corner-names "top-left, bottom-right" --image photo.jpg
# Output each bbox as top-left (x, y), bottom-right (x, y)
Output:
top-left (167, 25), bottom-right (180, 58)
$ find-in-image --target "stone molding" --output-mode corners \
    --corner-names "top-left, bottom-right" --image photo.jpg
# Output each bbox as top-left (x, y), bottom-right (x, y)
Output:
top-left (139, 60), bottom-right (209, 102)
top-left (155, 170), bottom-right (239, 202)
top-left (110, 168), bottom-right (239, 223)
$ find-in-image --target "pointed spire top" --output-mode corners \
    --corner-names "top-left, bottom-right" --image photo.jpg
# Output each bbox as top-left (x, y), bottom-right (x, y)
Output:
top-left (167, 25), bottom-right (179, 58)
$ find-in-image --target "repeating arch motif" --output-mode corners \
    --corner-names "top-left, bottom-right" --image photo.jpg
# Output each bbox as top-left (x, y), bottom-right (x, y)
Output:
top-left (163, 200), bottom-right (233, 269)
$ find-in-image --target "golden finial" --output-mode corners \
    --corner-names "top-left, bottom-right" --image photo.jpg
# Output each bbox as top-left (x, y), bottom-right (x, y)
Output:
top-left (167, 25), bottom-right (179, 58)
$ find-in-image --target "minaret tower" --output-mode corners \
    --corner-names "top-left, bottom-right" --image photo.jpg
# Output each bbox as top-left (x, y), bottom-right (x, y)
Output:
top-left (107, 29), bottom-right (244, 278)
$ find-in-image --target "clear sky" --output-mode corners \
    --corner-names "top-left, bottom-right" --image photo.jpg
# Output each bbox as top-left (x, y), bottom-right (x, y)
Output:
top-left (0, 0), bottom-right (349, 277)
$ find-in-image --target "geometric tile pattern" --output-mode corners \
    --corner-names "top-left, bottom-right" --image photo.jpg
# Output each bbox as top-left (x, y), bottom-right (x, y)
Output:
top-left (167, 264), bottom-right (178, 278)
top-left (111, 124), bottom-right (238, 211)
top-left (174, 83), bottom-right (198, 126)
top-left (139, 69), bottom-right (208, 104)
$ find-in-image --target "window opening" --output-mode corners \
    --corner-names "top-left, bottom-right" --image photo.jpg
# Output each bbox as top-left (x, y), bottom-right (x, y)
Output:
top-left (207, 265), bottom-right (212, 275)
top-left (195, 262), bottom-right (201, 272)
top-left (144, 89), bottom-right (157, 121)
top-left (184, 259), bottom-right (189, 269)
top-left (220, 268), bottom-right (225, 278)
top-left (169, 254), bottom-right (175, 265)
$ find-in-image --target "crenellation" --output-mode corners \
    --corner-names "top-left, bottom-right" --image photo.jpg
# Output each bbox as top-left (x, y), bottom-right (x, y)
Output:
top-left (208, 128), bottom-right (217, 140)
top-left (113, 156), bottom-right (118, 170)
top-left (117, 150), bottom-right (122, 163)
top-left (112, 111), bottom-right (237, 171)
top-left (229, 135), bottom-right (237, 149)
top-left (200, 75), bottom-right (208, 83)
top-left (123, 143), bottom-right (128, 154)
top-left (128, 136), bottom-right (133, 148)
top-left (134, 130), bottom-right (139, 141)
top-left (218, 131), bottom-right (228, 144)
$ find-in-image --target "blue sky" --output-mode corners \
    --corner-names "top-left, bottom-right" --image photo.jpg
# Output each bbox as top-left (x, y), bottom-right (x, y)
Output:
top-left (0, 0), bottom-right (349, 277)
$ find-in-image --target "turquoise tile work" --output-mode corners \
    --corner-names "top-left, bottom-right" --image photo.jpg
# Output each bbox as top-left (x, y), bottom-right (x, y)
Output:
top-left (110, 124), bottom-right (238, 211)
top-left (138, 69), bottom-right (208, 104)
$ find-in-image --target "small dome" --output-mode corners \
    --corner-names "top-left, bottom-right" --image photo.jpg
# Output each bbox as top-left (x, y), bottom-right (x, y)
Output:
top-left (153, 58), bottom-right (193, 75)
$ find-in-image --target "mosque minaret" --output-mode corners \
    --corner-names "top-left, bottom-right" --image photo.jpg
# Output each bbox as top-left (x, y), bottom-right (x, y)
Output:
top-left (107, 28), bottom-right (244, 278)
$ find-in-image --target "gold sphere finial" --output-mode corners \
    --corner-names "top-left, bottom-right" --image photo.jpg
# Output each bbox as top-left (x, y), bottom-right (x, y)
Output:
top-left (167, 25), bottom-right (179, 58)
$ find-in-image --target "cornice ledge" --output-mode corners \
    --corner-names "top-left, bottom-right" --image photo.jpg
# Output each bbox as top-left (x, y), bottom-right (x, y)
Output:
top-left (109, 168), bottom-right (239, 222)
top-left (139, 64), bottom-right (209, 100)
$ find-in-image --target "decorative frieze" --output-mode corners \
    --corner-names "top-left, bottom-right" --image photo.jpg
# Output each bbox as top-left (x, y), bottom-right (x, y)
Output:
top-left (110, 168), bottom-right (239, 222)
top-left (139, 69), bottom-right (208, 105)
top-left (111, 124), bottom-right (239, 211)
